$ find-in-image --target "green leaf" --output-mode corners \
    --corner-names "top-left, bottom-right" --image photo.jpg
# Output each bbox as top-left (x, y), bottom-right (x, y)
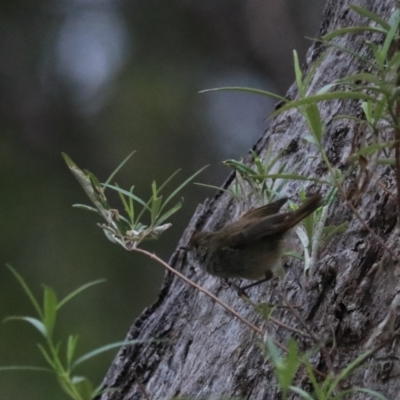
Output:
top-left (43, 286), bottom-right (57, 338)
top-left (157, 169), bottom-right (181, 193)
top-left (150, 181), bottom-right (163, 223)
top-left (303, 135), bottom-right (318, 145)
top-left (37, 344), bottom-right (57, 369)
top-left (199, 87), bottom-right (287, 102)
top-left (62, 152), bottom-right (78, 168)
top-left (271, 91), bottom-right (384, 118)
top-left (388, 48), bottom-right (400, 69)
top-left (379, 9), bottom-right (400, 67)
top-left (4, 316), bottom-right (47, 338)
top-left (339, 72), bottom-right (384, 86)
top-left (72, 376), bottom-right (94, 400)
top-left (348, 141), bottom-right (396, 160)
top-left (160, 165), bottom-right (208, 212)
top-left (349, 388), bottom-right (389, 400)
top-left (316, 82), bottom-right (339, 95)
top-left (349, 5), bottom-right (390, 31)
top-left (72, 204), bottom-right (100, 213)
top-left (293, 50), bottom-right (304, 97)
top-left (303, 357), bottom-right (324, 399)
top-left (72, 339), bottom-right (151, 369)
top-left (58, 279), bottom-right (106, 310)
top-left (194, 183), bottom-right (239, 199)
top-left (331, 114), bottom-right (366, 124)
top-left (280, 339), bottom-right (300, 391)
top-left (322, 223), bottom-right (348, 245)
top-left (155, 201), bottom-right (183, 226)
top-left (377, 158), bottom-right (395, 165)
top-left (223, 159), bottom-right (257, 176)
top-left (288, 386), bottom-right (315, 400)
top-left (117, 186), bottom-right (133, 222)
top-left (326, 348), bottom-right (375, 398)
top-left (63, 154), bottom-right (110, 219)
top-left (305, 103), bottom-right (323, 144)
top-left (316, 38), bottom-right (372, 66)
top-left (284, 250), bottom-right (304, 261)
top-left (86, 171), bottom-right (103, 194)
top-left (104, 150), bottom-right (136, 186)
top-left (102, 184), bottom-right (150, 211)
top-left (265, 337), bottom-right (282, 366)
top-left (252, 173), bottom-right (331, 185)
top-left (6, 264), bottom-right (43, 319)
top-left (251, 150), bottom-right (265, 175)
top-left (0, 365), bottom-right (53, 373)
top-left (321, 26), bottom-right (386, 41)
top-left (66, 335), bottom-right (79, 368)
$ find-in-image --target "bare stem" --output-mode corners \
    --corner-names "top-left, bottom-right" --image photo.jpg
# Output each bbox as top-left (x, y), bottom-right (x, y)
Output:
top-left (320, 143), bottom-right (398, 262)
top-left (132, 246), bottom-right (289, 352)
top-left (132, 369), bottom-right (151, 400)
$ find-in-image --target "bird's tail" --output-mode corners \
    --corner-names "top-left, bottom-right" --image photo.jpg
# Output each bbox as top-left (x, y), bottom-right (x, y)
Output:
top-left (283, 193), bottom-right (323, 230)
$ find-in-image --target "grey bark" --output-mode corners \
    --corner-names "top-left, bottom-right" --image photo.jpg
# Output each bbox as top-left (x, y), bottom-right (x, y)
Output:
top-left (100, 1), bottom-right (400, 399)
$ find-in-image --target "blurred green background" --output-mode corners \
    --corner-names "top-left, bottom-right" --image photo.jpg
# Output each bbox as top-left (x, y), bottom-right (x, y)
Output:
top-left (0, 0), bottom-right (324, 398)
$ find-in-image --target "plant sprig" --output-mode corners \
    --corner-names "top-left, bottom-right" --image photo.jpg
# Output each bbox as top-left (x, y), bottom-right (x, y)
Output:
top-left (63, 152), bottom-right (207, 248)
top-left (1, 265), bottom-right (148, 400)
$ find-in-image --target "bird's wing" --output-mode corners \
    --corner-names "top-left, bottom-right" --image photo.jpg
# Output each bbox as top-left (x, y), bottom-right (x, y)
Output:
top-left (241, 197), bottom-right (288, 221)
top-left (228, 213), bottom-right (290, 247)
top-left (229, 194), bottom-right (322, 247)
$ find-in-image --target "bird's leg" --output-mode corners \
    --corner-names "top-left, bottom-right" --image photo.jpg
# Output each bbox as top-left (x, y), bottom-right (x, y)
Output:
top-left (237, 270), bottom-right (274, 297)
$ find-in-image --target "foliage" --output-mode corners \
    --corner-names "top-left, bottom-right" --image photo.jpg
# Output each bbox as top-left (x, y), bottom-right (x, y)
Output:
top-left (265, 338), bottom-right (388, 400)
top-left (0, 265), bottom-right (149, 400)
top-left (63, 152), bottom-right (207, 248)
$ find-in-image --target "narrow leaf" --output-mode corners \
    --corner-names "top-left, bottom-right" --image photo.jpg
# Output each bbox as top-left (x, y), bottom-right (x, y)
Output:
top-left (322, 26), bottom-right (385, 41)
top-left (72, 204), bottom-right (100, 213)
top-left (67, 335), bottom-right (79, 367)
top-left (58, 279), bottom-right (106, 310)
top-left (72, 339), bottom-right (151, 369)
top-left (104, 150), bottom-right (136, 186)
top-left (271, 91), bottom-right (384, 118)
top-left (157, 169), bottom-right (181, 193)
top-left (380, 9), bottom-right (400, 64)
top-left (351, 388), bottom-right (389, 400)
top-left (102, 184), bottom-right (150, 210)
top-left (6, 264), bottom-right (42, 319)
top-left (350, 5), bottom-right (390, 30)
top-left (0, 365), bottom-right (53, 373)
top-left (288, 386), bottom-right (315, 400)
top-left (199, 87), bottom-right (287, 102)
top-left (72, 376), bottom-right (94, 400)
top-left (37, 344), bottom-right (56, 369)
top-left (293, 50), bottom-right (304, 97)
top-left (161, 165), bottom-right (208, 212)
top-left (4, 316), bottom-right (47, 338)
top-left (43, 286), bottom-right (57, 338)
top-left (155, 201), bottom-right (182, 226)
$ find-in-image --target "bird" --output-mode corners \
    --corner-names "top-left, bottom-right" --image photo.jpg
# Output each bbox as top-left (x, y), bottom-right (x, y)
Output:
top-left (189, 193), bottom-right (322, 290)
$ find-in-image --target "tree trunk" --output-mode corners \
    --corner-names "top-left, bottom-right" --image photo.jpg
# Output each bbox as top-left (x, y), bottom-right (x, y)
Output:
top-left (100, 0), bottom-right (399, 398)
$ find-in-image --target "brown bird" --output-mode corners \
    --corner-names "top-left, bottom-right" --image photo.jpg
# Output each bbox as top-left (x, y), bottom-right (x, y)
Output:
top-left (189, 194), bottom-right (322, 288)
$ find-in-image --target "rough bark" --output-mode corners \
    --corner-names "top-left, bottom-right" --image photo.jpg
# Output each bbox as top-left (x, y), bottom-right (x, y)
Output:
top-left (100, 1), bottom-right (400, 399)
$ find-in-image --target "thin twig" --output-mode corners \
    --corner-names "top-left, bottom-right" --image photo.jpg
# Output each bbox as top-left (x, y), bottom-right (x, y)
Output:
top-left (281, 294), bottom-right (335, 374)
top-left (345, 199), bottom-right (398, 261)
top-left (320, 144), bottom-right (398, 262)
top-left (374, 174), bottom-right (397, 201)
top-left (132, 246), bottom-right (287, 352)
top-left (269, 315), bottom-right (312, 339)
top-left (132, 369), bottom-right (151, 400)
